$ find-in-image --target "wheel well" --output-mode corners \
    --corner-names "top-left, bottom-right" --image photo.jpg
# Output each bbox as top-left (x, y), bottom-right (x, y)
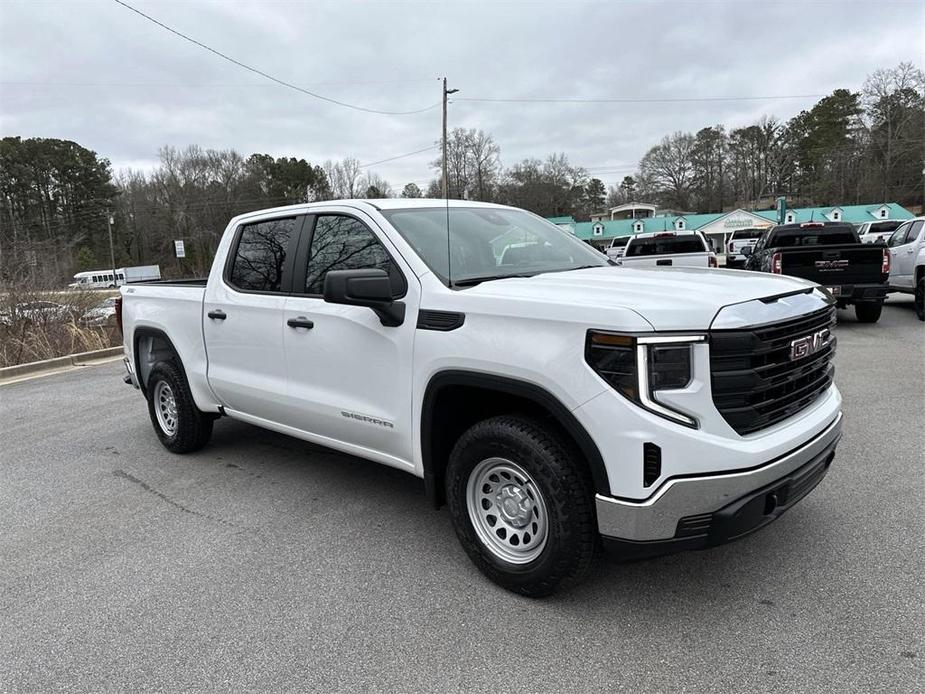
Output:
top-left (421, 372), bottom-right (609, 507)
top-left (916, 265), bottom-right (924, 284)
top-left (134, 329), bottom-right (182, 395)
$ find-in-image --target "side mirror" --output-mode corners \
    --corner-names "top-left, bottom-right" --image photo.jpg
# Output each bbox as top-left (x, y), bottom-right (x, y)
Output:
top-left (323, 269), bottom-right (405, 327)
top-left (742, 246), bottom-right (753, 256)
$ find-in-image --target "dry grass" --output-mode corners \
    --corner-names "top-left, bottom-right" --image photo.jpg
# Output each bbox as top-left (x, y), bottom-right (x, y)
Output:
top-left (0, 287), bottom-right (121, 368)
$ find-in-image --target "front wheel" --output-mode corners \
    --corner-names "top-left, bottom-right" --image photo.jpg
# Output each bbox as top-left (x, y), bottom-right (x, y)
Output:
top-left (854, 302), bottom-right (883, 323)
top-left (146, 361), bottom-right (214, 453)
top-left (445, 415), bottom-right (599, 597)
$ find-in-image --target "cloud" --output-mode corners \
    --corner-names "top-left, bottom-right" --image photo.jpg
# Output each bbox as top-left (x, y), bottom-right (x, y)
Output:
top-left (1, 0), bottom-right (921, 190)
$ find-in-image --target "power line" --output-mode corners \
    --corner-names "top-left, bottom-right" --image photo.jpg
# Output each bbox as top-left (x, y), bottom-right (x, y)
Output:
top-left (111, 0), bottom-right (440, 116)
top-left (456, 94), bottom-right (829, 105)
top-left (1, 78), bottom-right (438, 88)
top-left (359, 145), bottom-right (438, 168)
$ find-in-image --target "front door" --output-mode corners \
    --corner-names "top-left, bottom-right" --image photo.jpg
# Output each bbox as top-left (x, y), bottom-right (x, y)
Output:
top-left (204, 214), bottom-right (304, 423)
top-left (282, 209), bottom-right (419, 467)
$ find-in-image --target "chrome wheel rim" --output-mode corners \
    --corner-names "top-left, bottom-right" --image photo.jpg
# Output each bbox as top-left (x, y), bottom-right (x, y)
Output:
top-left (466, 457), bottom-right (548, 564)
top-left (153, 381), bottom-right (178, 436)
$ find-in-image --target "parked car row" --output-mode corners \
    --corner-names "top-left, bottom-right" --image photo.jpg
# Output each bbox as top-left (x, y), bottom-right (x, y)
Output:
top-left (599, 217), bottom-right (922, 323)
top-left (0, 298), bottom-right (119, 327)
top-left (739, 217), bottom-right (924, 322)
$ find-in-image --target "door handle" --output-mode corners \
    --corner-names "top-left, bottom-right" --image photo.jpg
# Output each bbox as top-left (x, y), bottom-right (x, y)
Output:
top-left (208, 309), bottom-right (227, 320)
top-left (287, 317), bottom-right (314, 329)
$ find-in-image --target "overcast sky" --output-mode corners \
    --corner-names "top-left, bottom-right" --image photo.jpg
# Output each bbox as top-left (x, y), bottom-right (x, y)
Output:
top-left (1, 0), bottom-right (922, 191)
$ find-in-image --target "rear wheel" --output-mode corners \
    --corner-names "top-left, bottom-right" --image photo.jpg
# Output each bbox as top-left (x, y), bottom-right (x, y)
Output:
top-left (146, 361), bottom-right (213, 453)
top-left (916, 277), bottom-right (924, 321)
top-left (445, 415), bottom-right (599, 597)
top-left (854, 302), bottom-right (882, 323)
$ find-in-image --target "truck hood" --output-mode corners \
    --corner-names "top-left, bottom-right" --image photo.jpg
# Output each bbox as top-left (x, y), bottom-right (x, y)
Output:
top-left (462, 266), bottom-right (821, 331)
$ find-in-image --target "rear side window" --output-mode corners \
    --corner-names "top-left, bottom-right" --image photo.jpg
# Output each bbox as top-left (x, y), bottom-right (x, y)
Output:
top-left (769, 226), bottom-right (857, 247)
top-left (904, 221), bottom-right (923, 244)
top-left (304, 215), bottom-right (402, 296)
top-left (866, 221), bottom-right (903, 235)
top-left (228, 217), bottom-right (298, 292)
top-left (625, 235), bottom-right (706, 257)
top-left (731, 229), bottom-right (763, 240)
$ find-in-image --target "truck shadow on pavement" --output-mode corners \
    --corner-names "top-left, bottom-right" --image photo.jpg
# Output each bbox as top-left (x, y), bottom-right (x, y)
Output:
top-left (201, 416), bottom-right (832, 610)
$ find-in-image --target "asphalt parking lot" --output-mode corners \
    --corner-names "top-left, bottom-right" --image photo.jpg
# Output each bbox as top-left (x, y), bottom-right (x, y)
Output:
top-left (1, 295), bottom-right (922, 693)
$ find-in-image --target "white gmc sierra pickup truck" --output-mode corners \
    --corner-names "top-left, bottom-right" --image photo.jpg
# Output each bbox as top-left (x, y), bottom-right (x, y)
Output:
top-left (119, 199), bottom-right (843, 596)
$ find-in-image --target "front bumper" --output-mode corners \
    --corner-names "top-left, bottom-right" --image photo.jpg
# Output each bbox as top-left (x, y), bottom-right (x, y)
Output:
top-left (596, 412), bottom-right (842, 555)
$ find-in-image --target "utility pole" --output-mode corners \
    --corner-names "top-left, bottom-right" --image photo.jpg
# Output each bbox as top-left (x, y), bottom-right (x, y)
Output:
top-left (107, 213), bottom-right (117, 287)
top-left (442, 77), bottom-right (459, 199)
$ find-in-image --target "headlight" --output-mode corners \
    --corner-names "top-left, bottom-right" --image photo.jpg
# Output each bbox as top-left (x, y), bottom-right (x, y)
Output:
top-left (586, 331), bottom-right (704, 428)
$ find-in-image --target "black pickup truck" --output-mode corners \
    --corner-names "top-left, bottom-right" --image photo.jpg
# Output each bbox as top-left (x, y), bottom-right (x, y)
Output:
top-left (743, 221), bottom-right (889, 323)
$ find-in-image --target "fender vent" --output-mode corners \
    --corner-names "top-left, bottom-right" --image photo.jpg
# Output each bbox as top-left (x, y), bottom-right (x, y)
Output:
top-left (417, 310), bottom-right (465, 331)
top-left (643, 442), bottom-right (661, 487)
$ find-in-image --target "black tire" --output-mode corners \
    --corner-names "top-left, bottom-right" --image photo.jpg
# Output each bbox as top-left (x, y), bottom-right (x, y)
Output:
top-left (445, 415), bottom-right (599, 597)
top-left (854, 302), bottom-right (883, 323)
top-left (146, 361), bottom-right (214, 453)
top-left (915, 277), bottom-right (924, 322)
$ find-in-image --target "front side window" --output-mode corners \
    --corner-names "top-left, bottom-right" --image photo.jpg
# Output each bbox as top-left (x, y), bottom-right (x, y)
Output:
top-left (887, 223), bottom-right (911, 247)
top-left (228, 217), bottom-right (297, 292)
top-left (304, 215), bottom-right (398, 295)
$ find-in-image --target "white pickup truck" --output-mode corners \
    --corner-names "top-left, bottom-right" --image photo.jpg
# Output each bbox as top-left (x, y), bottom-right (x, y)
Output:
top-left (617, 229), bottom-right (718, 268)
top-left (119, 199), bottom-right (843, 596)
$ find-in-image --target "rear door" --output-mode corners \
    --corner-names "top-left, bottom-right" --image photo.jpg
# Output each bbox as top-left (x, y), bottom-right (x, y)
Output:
top-left (887, 222), bottom-right (914, 289)
top-left (281, 208), bottom-right (420, 466)
top-left (203, 214), bottom-right (305, 423)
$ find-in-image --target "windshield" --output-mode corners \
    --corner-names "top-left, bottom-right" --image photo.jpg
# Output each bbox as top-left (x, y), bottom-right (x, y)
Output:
top-left (625, 234), bottom-right (706, 257)
top-left (380, 207), bottom-right (608, 285)
top-left (610, 237), bottom-right (629, 247)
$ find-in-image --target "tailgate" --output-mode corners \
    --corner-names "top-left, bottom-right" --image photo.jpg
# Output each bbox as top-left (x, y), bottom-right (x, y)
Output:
top-left (621, 252), bottom-right (710, 268)
top-left (779, 245), bottom-right (884, 285)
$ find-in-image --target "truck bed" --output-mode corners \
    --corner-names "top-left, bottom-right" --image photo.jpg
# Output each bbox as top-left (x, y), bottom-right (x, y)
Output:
top-left (120, 281), bottom-right (208, 397)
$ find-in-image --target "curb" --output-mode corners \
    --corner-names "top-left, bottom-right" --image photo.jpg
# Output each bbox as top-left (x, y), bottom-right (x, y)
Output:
top-left (0, 347), bottom-right (123, 382)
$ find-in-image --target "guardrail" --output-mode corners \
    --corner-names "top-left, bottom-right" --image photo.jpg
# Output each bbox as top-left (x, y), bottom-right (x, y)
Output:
top-left (0, 346), bottom-right (123, 383)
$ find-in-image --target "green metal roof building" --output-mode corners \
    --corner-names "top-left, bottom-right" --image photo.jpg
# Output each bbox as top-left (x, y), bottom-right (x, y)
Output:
top-left (548, 203), bottom-right (914, 252)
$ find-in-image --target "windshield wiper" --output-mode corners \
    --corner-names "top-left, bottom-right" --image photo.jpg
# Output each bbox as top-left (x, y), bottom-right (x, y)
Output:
top-left (452, 273), bottom-right (535, 287)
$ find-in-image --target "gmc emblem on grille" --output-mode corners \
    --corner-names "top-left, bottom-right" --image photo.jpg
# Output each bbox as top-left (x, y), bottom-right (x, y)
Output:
top-left (814, 259), bottom-right (849, 271)
top-left (790, 329), bottom-right (829, 361)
